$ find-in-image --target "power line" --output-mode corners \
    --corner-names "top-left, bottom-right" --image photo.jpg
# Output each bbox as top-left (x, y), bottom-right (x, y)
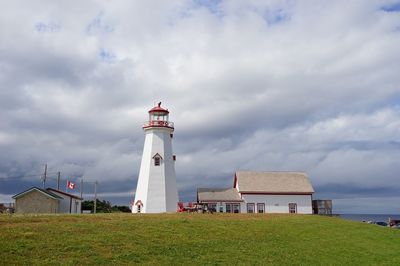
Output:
top-left (0, 172), bottom-right (59, 179)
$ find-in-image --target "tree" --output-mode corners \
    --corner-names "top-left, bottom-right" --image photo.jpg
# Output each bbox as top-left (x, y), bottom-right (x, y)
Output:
top-left (112, 205), bottom-right (131, 213)
top-left (82, 200), bottom-right (131, 213)
top-left (82, 199), bottom-right (112, 213)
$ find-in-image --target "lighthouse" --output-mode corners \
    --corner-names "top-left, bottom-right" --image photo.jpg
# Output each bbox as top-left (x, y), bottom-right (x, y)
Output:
top-left (132, 102), bottom-right (179, 213)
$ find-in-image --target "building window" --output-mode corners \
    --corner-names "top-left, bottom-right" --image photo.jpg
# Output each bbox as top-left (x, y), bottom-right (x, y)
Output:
top-left (289, 203), bottom-right (297, 214)
top-left (137, 205), bottom-right (141, 213)
top-left (257, 203), bottom-right (265, 213)
top-left (233, 204), bottom-right (240, 213)
top-left (208, 204), bottom-right (217, 212)
top-left (219, 205), bottom-right (223, 213)
top-left (154, 157), bottom-right (160, 166)
top-left (226, 204), bottom-right (231, 213)
top-left (247, 203), bottom-right (255, 213)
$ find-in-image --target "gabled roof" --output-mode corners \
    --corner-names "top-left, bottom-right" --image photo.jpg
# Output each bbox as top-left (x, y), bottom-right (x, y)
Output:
top-left (152, 153), bottom-right (163, 159)
top-left (234, 171), bottom-right (314, 194)
top-left (46, 188), bottom-right (83, 200)
top-left (197, 188), bottom-right (242, 202)
top-left (12, 187), bottom-right (63, 200)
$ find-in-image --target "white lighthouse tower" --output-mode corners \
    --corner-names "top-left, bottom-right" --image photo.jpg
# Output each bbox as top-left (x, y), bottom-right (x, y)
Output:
top-left (132, 102), bottom-right (179, 213)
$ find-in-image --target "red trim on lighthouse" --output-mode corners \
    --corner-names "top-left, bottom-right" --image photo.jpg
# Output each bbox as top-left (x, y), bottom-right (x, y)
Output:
top-left (148, 102), bottom-right (169, 114)
top-left (135, 200), bottom-right (143, 206)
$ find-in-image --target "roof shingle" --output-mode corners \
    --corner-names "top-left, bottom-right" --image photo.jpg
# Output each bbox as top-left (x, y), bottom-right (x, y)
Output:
top-left (235, 171), bottom-right (314, 194)
top-left (197, 188), bottom-right (242, 202)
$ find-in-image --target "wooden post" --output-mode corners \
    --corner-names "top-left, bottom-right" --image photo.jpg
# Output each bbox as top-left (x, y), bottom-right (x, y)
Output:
top-left (57, 172), bottom-right (61, 190)
top-left (80, 178), bottom-right (83, 199)
top-left (42, 164), bottom-right (47, 189)
top-left (94, 181), bottom-right (97, 214)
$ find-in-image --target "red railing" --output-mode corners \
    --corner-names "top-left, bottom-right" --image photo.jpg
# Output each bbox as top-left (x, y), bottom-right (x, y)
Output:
top-left (143, 120), bottom-right (174, 128)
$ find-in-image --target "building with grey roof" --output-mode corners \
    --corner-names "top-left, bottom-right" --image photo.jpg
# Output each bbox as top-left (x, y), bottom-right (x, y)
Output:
top-left (197, 171), bottom-right (314, 214)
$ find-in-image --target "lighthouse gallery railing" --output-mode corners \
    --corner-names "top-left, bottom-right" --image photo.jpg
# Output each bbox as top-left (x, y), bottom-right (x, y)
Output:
top-left (143, 121), bottom-right (174, 128)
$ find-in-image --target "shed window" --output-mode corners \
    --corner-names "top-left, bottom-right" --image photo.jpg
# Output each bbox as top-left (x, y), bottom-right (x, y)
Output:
top-left (154, 157), bottom-right (160, 166)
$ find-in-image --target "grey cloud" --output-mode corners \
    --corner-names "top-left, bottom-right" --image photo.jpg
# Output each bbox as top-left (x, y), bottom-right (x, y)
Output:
top-left (1, 1), bottom-right (400, 212)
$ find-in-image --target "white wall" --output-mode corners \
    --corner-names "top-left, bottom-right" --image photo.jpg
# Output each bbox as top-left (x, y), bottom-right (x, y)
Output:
top-left (58, 196), bottom-right (70, 213)
top-left (50, 190), bottom-right (82, 214)
top-left (204, 202), bottom-right (241, 213)
top-left (241, 194), bottom-right (313, 214)
top-left (133, 127), bottom-right (179, 213)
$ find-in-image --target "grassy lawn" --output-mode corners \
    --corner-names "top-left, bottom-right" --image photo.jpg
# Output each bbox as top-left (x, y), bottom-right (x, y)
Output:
top-left (1, 213), bottom-right (399, 265)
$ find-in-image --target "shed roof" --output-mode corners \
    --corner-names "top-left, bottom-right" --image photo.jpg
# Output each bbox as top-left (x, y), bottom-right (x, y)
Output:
top-left (235, 171), bottom-right (314, 194)
top-left (197, 188), bottom-right (242, 202)
top-left (46, 188), bottom-right (83, 200)
top-left (12, 187), bottom-right (63, 200)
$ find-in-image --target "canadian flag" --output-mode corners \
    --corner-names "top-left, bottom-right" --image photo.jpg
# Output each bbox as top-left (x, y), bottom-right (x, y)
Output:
top-left (67, 181), bottom-right (75, 190)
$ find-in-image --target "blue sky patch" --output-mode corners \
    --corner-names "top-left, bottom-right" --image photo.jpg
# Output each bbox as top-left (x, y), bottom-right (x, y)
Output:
top-left (381, 2), bottom-right (400, 12)
top-left (99, 48), bottom-right (116, 63)
top-left (86, 11), bottom-right (114, 35)
top-left (35, 22), bottom-right (60, 32)
top-left (192, 0), bottom-right (224, 18)
top-left (263, 8), bottom-right (290, 25)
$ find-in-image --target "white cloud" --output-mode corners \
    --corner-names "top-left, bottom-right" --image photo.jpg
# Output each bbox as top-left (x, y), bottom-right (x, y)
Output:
top-left (1, 0), bottom-right (400, 211)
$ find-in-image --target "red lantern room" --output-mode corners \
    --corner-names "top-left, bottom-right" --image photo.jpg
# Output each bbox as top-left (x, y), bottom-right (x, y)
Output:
top-left (143, 102), bottom-right (174, 129)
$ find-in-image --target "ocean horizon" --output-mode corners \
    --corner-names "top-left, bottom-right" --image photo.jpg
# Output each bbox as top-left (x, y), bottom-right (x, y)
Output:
top-left (338, 214), bottom-right (400, 222)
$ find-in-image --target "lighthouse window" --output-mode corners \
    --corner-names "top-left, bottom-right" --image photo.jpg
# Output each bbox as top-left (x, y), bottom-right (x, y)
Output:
top-left (154, 157), bottom-right (160, 166)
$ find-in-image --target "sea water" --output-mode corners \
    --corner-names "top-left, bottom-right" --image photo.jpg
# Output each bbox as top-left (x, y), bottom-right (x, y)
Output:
top-left (339, 214), bottom-right (400, 223)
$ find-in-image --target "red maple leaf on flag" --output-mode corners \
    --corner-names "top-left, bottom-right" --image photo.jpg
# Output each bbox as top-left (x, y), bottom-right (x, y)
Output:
top-left (67, 181), bottom-right (75, 190)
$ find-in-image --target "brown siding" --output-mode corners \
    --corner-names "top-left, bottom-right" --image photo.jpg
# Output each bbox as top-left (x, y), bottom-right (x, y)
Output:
top-left (15, 190), bottom-right (59, 214)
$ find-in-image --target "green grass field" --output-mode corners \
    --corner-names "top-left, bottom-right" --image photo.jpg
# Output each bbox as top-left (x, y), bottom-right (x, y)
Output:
top-left (1, 213), bottom-right (399, 265)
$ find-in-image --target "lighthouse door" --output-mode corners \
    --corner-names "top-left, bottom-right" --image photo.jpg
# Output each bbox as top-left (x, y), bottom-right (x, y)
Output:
top-left (135, 200), bottom-right (143, 213)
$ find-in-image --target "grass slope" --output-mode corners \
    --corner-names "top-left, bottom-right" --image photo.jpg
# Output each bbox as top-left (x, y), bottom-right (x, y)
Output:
top-left (1, 213), bottom-right (399, 265)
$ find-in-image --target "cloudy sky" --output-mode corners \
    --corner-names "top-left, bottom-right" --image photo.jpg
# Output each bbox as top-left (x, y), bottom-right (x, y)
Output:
top-left (1, 0), bottom-right (400, 214)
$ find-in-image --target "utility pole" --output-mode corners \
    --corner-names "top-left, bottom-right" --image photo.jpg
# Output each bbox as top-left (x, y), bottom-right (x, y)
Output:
top-left (94, 181), bottom-right (98, 214)
top-left (80, 178), bottom-right (83, 199)
top-left (57, 172), bottom-right (61, 190)
top-left (42, 164), bottom-right (47, 189)
top-left (80, 178), bottom-right (84, 214)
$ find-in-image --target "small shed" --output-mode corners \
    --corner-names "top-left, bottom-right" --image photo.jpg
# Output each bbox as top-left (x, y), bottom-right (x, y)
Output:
top-left (12, 187), bottom-right (62, 214)
top-left (12, 187), bottom-right (83, 214)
